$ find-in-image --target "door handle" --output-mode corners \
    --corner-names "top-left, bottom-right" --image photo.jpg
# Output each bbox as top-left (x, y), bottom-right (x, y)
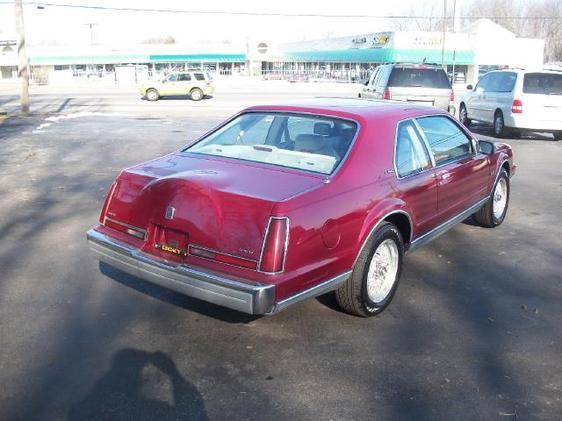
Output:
top-left (438, 171), bottom-right (451, 185)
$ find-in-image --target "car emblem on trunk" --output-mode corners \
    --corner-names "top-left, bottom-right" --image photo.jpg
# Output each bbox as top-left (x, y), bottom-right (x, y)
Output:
top-left (165, 206), bottom-right (175, 220)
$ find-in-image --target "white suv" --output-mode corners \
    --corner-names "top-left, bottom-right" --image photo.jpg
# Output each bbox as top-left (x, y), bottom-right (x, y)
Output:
top-left (459, 69), bottom-right (562, 139)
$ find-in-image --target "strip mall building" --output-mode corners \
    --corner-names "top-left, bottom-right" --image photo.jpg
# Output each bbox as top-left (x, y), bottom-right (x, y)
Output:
top-left (0, 19), bottom-right (544, 86)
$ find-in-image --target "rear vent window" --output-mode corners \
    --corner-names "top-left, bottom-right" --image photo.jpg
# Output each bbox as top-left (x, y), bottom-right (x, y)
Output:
top-left (388, 68), bottom-right (451, 89)
top-left (523, 73), bottom-right (562, 95)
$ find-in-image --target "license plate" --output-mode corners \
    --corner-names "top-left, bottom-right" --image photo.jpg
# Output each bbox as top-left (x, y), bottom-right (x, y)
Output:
top-left (153, 226), bottom-right (188, 257)
top-left (154, 243), bottom-right (187, 256)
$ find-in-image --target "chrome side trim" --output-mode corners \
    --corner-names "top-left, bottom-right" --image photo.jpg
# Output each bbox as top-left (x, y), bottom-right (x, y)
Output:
top-left (352, 210), bottom-right (414, 268)
top-left (268, 270), bottom-right (352, 314)
top-left (408, 195), bottom-right (489, 253)
top-left (87, 229), bottom-right (275, 315)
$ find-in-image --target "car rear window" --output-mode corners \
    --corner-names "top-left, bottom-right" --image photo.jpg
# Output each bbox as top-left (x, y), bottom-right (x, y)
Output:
top-left (388, 67), bottom-right (451, 89)
top-left (194, 73), bottom-right (206, 81)
top-left (184, 112), bottom-right (358, 175)
top-left (523, 73), bottom-right (562, 95)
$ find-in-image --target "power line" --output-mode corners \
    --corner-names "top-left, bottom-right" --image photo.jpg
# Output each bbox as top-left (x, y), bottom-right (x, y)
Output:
top-left (0, 1), bottom-right (560, 20)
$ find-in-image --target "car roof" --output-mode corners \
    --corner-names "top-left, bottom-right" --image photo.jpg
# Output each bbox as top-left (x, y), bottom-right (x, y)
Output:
top-left (243, 98), bottom-right (446, 122)
top-left (488, 68), bottom-right (562, 75)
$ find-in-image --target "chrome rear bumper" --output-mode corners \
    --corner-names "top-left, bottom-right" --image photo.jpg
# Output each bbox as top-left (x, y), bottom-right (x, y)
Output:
top-left (87, 229), bottom-right (275, 315)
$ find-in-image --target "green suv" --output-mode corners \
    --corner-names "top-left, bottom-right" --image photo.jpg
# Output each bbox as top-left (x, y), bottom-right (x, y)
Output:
top-left (140, 71), bottom-right (215, 101)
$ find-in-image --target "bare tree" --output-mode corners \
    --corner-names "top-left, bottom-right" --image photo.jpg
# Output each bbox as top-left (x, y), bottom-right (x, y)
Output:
top-left (394, 0), bottom-right (451, 32)
top-left (520, 0), bottom-right (562, 62)
top-left (395, 0), bottom-right (562, 62)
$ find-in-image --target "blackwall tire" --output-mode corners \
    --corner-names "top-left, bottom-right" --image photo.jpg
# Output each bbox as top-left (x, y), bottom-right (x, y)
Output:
top-left (459, 103), bottom-right (471, 127)
top-left (190, 88), bottom-right (204, 101)
top-left (146, 89), bottom-right (159, 101)
top-left (493, 111), bottom-right (510, 138)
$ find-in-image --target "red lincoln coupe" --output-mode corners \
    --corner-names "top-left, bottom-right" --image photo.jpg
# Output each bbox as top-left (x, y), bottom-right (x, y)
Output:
top-left (87, 99), bottom-right (515, 317)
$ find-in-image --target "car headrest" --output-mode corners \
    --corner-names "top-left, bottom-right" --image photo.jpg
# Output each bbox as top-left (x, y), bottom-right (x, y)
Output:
top-left (295, 134), bottom-right (325, 152)
top-left (313, 122), bottom-right (332, 136)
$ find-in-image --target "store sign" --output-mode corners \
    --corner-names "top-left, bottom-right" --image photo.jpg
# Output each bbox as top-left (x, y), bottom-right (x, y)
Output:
top-left (351, 33), bottom-right (391, 49)
top-left (352, 37), bottom-right (367, 46)
top-left (412, 34), bottom-right (443, 47)
top-left (371, 33), bottom-right (390, 47)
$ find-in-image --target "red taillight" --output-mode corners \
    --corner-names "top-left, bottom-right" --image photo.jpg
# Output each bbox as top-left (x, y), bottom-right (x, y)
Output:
top-left (99, 181), bottom-right (117, 223)
top-left (383, 88), bottom-right (391, 100)
top-left (511, 99), bottom-right (523, 113)
top-left (449, 91), bottom-right (455, 102)
top-left (104, 218), bottom-right (146, 240)
top-left (259, 217), bottom-right (289, 273)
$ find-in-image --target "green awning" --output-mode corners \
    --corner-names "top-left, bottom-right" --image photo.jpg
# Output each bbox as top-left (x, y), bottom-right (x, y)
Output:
top-left (281, 48), bottom-right (474, 65)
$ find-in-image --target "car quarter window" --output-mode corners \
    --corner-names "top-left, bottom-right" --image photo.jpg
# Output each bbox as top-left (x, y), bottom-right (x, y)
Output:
top-left (177, 73), bottom-right (192, 81)
top-left (194, 73), bottom-right (206, 81)
top-left (395, 121), bottom-right (432, 178)
top-left (416, 116), bottom-right (473, 165)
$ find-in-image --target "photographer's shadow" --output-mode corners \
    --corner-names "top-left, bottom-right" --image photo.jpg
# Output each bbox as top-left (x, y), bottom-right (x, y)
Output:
top-left (68, 348), bottom-right (208, 421)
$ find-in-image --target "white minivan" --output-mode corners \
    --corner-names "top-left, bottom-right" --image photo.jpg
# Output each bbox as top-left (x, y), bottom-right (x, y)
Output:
top-left (459, 69), bottom-right (562, 139)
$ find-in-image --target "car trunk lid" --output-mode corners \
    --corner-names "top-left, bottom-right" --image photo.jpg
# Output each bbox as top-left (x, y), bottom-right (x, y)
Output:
top-left (103, 153), bottom-right (324, 261)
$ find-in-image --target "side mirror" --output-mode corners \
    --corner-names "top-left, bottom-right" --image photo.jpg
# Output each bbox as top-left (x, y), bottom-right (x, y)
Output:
top-left (466, 84), bottom-right (473, 90)
top-left (364, 80), bottom-right (369, 86)
top-left (478, 140), bottom-right (495, 155)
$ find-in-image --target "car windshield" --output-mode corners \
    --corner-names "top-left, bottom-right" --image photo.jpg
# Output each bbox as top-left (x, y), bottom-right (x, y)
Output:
top-left (523, 73), bottom-right (562, 95)
top-left (184, 112), bottom-right (358, 175)
top-left (388, 67), bottom-right (451, 89)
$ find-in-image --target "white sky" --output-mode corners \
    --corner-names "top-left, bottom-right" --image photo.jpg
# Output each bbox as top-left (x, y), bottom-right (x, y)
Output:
top-left (0, 0), bottom-right (419, 47)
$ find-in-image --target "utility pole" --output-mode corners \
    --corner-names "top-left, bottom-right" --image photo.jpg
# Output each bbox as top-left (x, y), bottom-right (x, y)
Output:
top-left (441, 0), bottom-right (448, 69)
top-left (84, 23), bottom-right (97, 46)
top-left (14, 0), bottom-right (29, 114)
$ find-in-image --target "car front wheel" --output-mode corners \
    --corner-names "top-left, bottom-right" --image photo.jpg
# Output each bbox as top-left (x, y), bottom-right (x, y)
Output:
top-left (474, 169), bottom-right (510, 228)
top-left (335, 222), bottom-right (404, 317)
top-left (145, 89), bottom-right (159, 101)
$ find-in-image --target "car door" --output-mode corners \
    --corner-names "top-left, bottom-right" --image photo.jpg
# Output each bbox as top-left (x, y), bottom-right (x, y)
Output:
top-left (159, 73), bottom-right (178, 95)
top-left (176, 73), bottom-right (193, 95)
top-left (479, 72), bottom-right (504, 124)
top-left (415, 115), bottom-right (490, 220)
top-left (492, 72), bottom-right (518, 119)
top-left (393, 120), bottom-right (439, 235)
top-left (467, 73), bottom-right (491, 121)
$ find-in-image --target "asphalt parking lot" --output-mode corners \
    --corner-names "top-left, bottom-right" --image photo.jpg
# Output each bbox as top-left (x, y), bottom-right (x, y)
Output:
top-left (1, 85), bottom-right (561, 420)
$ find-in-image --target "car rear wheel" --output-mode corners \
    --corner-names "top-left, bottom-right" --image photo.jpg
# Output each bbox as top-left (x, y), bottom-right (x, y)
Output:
top-left (190, 88), bottom-right (204, 101)
top-left (335, 222), bottom-right (404, 317)
top-left (459, 103), bottom-right (471, 127)
top-left (493, 111), bottom-right (510, 138)
top-left (474, 169), bottom-right (510, 228)
top-left (146, 89), bottom-right (159, 101)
